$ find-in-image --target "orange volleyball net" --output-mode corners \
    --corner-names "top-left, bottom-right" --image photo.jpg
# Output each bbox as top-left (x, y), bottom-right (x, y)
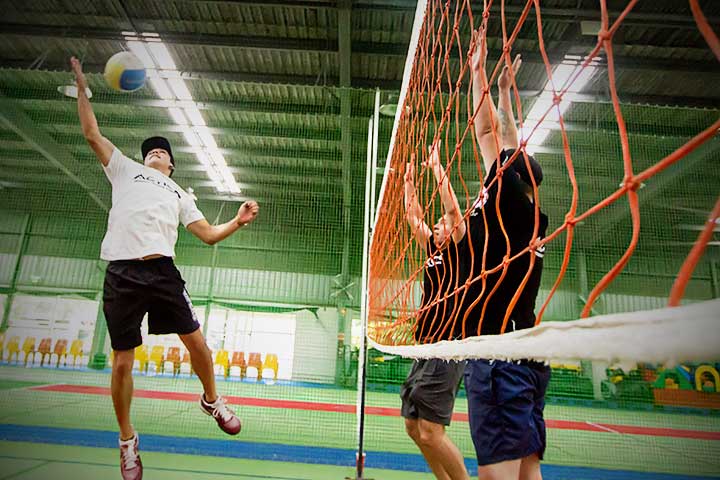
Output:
top-left (367, 0), bottom-right (720, 361)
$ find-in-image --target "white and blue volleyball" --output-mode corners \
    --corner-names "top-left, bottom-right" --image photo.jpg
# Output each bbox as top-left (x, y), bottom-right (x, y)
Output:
top-left (104, 52), bottom-right (146, 92)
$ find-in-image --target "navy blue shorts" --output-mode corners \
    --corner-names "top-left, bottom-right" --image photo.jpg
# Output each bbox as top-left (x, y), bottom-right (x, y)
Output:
top-left (464, 359), bottom-right (551, 466)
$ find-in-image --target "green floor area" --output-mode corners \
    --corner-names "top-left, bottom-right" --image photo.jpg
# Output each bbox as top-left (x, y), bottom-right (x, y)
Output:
top-left (0, 366), bottom-right (719, 477)
top-left (0, 441), bottom-right (433, 480)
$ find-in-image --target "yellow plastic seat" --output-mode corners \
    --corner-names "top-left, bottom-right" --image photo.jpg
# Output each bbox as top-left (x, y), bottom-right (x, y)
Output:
top-left (6, 336), bottom-right (20, 364)
top-left (134, 345), bottom-right (149, 373)
top-left (22, 337), bottom-right (37, 366)
top-left (149, 345), bottom-right (165, 373)
top-left (214, 349), bottom-right (229, 377)
top-left (262, 353), bottom-right (279, 380)
top-left (69, 339), bottom-right (84, 367)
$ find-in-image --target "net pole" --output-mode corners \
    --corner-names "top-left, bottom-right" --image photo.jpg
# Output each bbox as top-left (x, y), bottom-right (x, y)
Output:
top-left (352, 110), bottom-right (376, 480)
top-left (372, 0), bottom-right (428, 239)
top-left (370, 88), bottom-right (380, 227)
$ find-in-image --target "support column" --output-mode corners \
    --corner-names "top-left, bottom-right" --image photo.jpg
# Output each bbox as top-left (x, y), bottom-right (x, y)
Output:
top-left (336, 0), bottom-right (353, 385)
top-left (1, 213), bottom-right (31, 331)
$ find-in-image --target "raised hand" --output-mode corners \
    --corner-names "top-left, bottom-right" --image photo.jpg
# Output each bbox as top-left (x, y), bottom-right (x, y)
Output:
top-left (70, 56), bottom-right (88, 90)
top-left (498, 54), bottom-right (522, 91)
top-left (470, 26), bottom-right (487, 74)
top-left (237, 201), bottom-right (259, 225)
top-left (405, 156), bottom-right (416, 185)
top-left (421, 140), bottom-right (442, 172)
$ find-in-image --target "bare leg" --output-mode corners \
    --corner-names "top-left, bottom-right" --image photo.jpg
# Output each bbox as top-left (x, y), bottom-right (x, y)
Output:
top-left (111, 349), bottom-right (136, 440)
top-left (519, 453), bottom-right (542, 480)
top-left (179, 329), bottom-right (218, 402)
top-left (405, 418), bottom-right (450, 479)
top-left (478, 458), bottom-right (522, 480)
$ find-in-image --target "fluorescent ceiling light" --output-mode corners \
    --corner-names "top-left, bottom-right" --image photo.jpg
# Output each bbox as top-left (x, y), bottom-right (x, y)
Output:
top-left (183, 106), bottom-right (206, 126)
top-left (168, 107), bottom-right (188, 125)
top-left (126, 41), bottom-right (155, 69)
top-left (125, 35), bottom-right (239, 194)
top-left (147, 43), bottom-right (177, 70)
top-left (167, 78), bottom-right (193, 101)
top-left (148, 76), bottom-right (175, 101)
top-left (521, 58), bottom-right (598, 150)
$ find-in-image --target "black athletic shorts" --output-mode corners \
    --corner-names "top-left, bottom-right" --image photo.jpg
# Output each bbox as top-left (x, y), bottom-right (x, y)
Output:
top-left (400, 358), bottom-right (466, 426)
top-left (103, 256), bottom-right (201, 351)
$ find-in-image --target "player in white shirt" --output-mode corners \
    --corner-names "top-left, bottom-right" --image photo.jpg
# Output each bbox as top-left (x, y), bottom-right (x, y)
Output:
top-left (71, 57), bottom-right (258, 480)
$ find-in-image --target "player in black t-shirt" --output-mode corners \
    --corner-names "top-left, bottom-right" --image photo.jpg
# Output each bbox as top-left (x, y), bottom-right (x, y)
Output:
top-left (400, 143), bottom-right (470, 480)
top-left (461, 26), bottom-right (552, 480)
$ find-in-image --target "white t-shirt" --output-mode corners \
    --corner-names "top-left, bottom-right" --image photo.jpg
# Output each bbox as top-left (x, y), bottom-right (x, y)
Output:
top-left (100, 148), bottom-right (205, 261)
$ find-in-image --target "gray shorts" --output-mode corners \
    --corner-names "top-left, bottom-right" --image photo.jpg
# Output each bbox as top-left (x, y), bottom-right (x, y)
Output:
top-left (400, 358), bottom-right (466, 426)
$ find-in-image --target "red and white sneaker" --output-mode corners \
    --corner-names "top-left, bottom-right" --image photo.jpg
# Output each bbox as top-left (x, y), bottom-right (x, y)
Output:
top-left (119, 433), bottom-right (143, 480)
top-left (200, 394), bottom-right (242, 435)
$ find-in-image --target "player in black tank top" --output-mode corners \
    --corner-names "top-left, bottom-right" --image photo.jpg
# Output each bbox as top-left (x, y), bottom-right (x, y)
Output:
top-left (400, 143), bottom-right (471, 479)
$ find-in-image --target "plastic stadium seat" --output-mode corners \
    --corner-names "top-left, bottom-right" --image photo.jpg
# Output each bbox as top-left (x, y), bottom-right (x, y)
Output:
top-left (6, 336), bottom-right (20, 364)
top-left (69, 339), bottom-right (84, 368)
top-left (149, 345), bottom-right (165, 374)
top-left (134, 345), bottom-right (149, 373)
top-left (165, 346), bottom-right (181, 376)
top-left (247, 352), bottom-right (263, 380)
top-left (262, 353), bottom-right (279, 380)
top-left (37, 338), bottom-right (52, 367)
top-left (229, 351), bottom-right (247, 379)
top-left (22, 337), bottom-right (37, 366)
top-left (53, 339), bottom-right (68, 367)
top-left (214, 349), bottom-right (229, 377)
top-left (179, 350), bottom-right (193, 376)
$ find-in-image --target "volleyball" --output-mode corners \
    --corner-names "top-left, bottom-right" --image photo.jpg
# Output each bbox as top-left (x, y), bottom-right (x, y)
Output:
top-left (103, 51), bottom-right (146, 92)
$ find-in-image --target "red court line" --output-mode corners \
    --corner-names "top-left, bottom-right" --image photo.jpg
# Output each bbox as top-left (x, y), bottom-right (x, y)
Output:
top-left (30, 384), bottom-right (720, 441)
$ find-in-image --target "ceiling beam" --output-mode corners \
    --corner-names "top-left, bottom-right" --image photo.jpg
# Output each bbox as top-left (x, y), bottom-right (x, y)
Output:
top-left (579, 140), bottom-right (718, 250)
top-left (0, 21), bottom-right (715, 74)
top-left (187, 0), bottom-right (720, 28)
top-left (0, 94), bottom-right (108, 212)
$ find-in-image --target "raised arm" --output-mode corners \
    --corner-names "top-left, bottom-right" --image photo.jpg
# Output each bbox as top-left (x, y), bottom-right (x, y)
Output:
top-left (71, 57), bottom-right (115, 166)
top-left (470, 27), bottom-right (502, 174)
top-left (497, 54), bottom-right (522, 150)
top-left (404, 160), bottom-right (432, 246)
top-left (187, 201), bottom-right (259, 245)
top-left (423, 141), bottom-right (466, 244)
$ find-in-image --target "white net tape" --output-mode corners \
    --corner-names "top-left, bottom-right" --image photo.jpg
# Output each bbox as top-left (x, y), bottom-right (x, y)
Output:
top-left (369, 299), bottom-right (720, 366)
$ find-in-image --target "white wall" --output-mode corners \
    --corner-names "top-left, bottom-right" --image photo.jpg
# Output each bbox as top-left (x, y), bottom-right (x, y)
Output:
top-left (4, 294), bottom-right (98, 356)
top-left (292, 308), bottom-right (338, 383)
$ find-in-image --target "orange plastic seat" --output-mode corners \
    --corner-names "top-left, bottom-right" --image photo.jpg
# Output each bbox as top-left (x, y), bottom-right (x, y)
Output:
top-left (37, 338), bottom-right (52, 367)
top-left (247, 352), bottom-right (263, 380)
top-left (230, 351), bottom-right (247, 378)
top-left (165, 346), bottom-right (181, 376)
top-left (22, 337), bottom-right (37, 366)
top-left (180, 350), bottom-right (193, 376)
top-left (262, 353), bottom-right (279, 380)
top-left (53, 339), bottom-right (68, 367)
